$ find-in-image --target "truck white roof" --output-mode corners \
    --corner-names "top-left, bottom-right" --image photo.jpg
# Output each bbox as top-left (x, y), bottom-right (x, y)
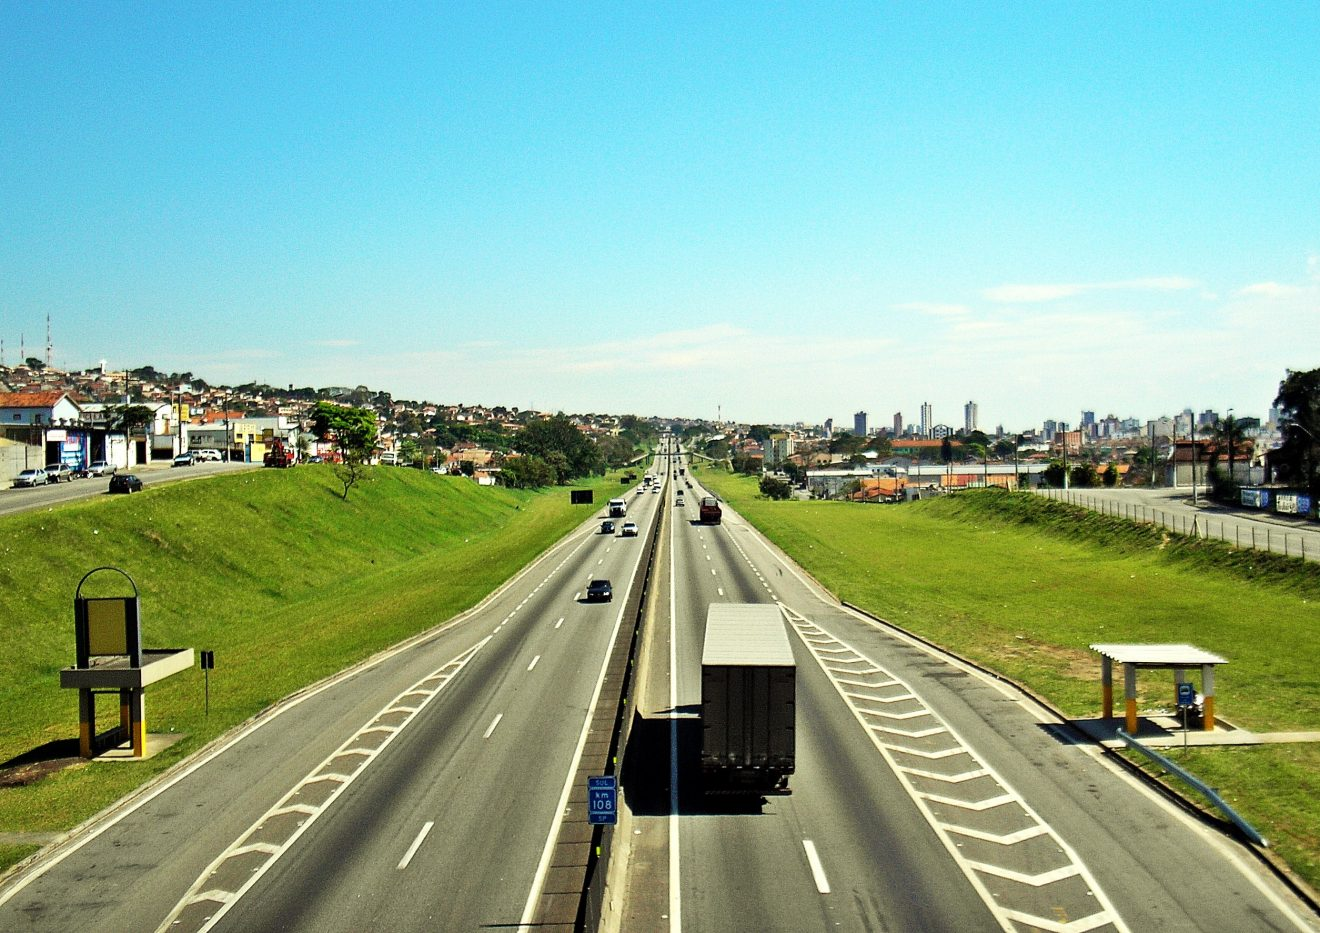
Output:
top-left (702, 604), bottom-right (795, 667)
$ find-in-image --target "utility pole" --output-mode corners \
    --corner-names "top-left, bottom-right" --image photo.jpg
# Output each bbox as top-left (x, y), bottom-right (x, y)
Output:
top-left (1191, 418), bottom-right (1198, 505)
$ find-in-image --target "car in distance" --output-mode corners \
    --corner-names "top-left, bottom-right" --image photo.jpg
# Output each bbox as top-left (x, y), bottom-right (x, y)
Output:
top-left (585, 579), bottom-right (613, 602)
top-left (87, 460), bottom-right (116, 476)
top-left (600, 520), bottom-right (616, 535)
top-left (172, 453), bottom-right (195, 467)
top-left (621, 521), bottom-right (639, 537)
top-left (13, 468), bottom-right (48, 487)
top-left (45, 463), bottom-right (74, 483)
top-left (109, 473), bottom-right (144, 494)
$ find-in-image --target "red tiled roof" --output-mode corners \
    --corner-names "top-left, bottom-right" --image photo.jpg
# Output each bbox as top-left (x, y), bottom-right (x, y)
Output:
top-left (0, 391), bottom-right (79, 409)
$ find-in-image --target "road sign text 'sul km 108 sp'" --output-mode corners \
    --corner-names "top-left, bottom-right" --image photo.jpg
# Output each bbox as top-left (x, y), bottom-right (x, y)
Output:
top-left (588, 775), bottom-right (617, 825)
top-left (1177, 681), bottom-right (1197, 708)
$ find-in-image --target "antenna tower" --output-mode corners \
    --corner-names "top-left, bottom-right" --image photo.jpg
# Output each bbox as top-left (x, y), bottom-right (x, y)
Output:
top-left (46, 313), bottom-right (52, 367)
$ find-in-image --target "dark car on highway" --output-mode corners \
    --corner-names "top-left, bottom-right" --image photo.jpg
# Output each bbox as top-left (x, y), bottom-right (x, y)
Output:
top-left (600, 520), bottom-right (616, 535)
top-left (585, 579), bottom-right (613, 602)
top-left (109, 474), bottom-right (143, 494)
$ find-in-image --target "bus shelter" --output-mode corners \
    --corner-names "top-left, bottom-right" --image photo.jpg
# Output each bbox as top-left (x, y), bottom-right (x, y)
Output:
top-left (1090, 643), bottom-right (1228, 734)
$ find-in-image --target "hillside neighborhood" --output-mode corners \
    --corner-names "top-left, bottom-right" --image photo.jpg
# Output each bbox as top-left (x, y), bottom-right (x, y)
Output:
top-left (0, 359), bottom-right (1312, 521)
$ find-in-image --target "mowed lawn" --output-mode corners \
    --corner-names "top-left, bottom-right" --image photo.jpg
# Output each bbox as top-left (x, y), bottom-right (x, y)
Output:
top-left (696, 467), bottom-right (1320, 890)
top-left (0, 465), bottom-right (627, 872)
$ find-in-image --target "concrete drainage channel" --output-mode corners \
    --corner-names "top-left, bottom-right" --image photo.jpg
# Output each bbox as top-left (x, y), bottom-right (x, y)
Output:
top-left (527, 492), bottom-right (663, 932)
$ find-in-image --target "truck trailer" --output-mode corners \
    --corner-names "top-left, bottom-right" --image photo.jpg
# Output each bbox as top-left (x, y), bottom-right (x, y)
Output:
top-left (700, 603), bottom-right (796, 794)
top-left (698, 496), bottom-right (722, 524)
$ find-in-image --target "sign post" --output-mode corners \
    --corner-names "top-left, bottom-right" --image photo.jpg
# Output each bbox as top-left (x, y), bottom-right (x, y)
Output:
top-left (587, 775), bottom-right (617, 826)
top-left (200, 650), bottom-right (215, 715)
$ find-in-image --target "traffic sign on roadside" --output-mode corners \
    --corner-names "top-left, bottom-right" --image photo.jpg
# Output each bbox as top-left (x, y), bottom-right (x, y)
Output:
top-left (1177, 681), bottom-right (1196, 708)
top-left (588, 775), bottom-right (617, 825)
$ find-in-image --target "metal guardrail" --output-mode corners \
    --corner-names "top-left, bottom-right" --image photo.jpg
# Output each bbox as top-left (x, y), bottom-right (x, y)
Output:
top-left (1114, 729), bottom-right (1268, 847)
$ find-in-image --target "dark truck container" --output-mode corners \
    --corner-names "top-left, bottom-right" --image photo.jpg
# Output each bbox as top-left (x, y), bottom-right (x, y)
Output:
top-left (700, 604), bottom-right (796, 794)
top-left (698, 496), bottom-right (722, 524)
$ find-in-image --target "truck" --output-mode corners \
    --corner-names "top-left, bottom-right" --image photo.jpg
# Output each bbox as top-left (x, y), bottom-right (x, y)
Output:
top-left (608, 497), bottom-right (627, 517)
top-left (263, 438), bottom-right (296, 468)
top-left (701, 603), bottom-right (796, 794)
top-left (699, 496), bottom-right (722, 524)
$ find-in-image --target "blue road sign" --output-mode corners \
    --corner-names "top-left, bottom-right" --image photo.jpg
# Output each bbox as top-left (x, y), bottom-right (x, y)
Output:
top-left (588, 775), bottom-right (617, 825)
top-left (1177, 682), bottom-right (1196, 708)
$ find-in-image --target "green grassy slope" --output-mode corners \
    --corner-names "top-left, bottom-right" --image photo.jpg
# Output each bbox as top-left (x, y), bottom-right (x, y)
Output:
top-left (0, 466), bottom-right (623, 868)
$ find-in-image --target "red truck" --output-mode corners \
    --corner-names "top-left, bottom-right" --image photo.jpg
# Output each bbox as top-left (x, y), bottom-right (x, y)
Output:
top-left (699, 496), bottom-right (722, 524)
top-left (263, 438), bottom-right (296, 468)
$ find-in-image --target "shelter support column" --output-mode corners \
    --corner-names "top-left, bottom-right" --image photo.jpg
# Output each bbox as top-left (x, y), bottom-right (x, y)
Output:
top-left (78, 690), bottom-right (94, 758)
top-left (1101, 656), bottom-right (1113, 719)
top-left (1124, 663), bottom-right (1138, 734)
top-left (1202, 664), bottom-right (1215, 731)
top-left (130, 690), bottom-right (146, 757)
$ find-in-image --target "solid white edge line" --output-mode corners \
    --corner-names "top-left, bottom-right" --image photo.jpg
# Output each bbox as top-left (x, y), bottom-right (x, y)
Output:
top-left (527, 655), bottom-right (541, 672)
top-left (555, 617), bottom-right (564, 629)
top-left (516, 501), bottom-right (651, 933)
top-left (802, 840), bottom-right (831, 894)
top-left (397, 821), bottom-right (435, 870)
top-left (668, 481), bottom-right (682, 932)
top-left (483, 713), bottom-right (503, 739)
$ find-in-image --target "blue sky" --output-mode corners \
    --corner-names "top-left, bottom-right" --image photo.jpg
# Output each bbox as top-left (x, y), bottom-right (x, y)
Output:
top-left (2, 3), bottom-right (1317, 430)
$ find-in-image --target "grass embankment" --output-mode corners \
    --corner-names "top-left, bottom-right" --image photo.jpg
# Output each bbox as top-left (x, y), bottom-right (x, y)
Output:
top-left (0, 466), bottom-right (625, 873)
top-left (697, 467), bottom-right (1320, 888)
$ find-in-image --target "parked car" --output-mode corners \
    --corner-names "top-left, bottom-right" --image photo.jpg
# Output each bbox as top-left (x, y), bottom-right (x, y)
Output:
top-left (189, 449), bottom-right (222, 462)
top-left (109, 473), bottom-right (144, 494)
top-left (585, 579), bottom-right (613, 602)
top-left (172, 453), bottom-right (195, 467)
top-left (87, 461), bottom-right (116, 476)
top-left (621, 521), bottom-right (639, 537)
top-left (600, 520), bottom-right (616, 535)
top-left (45, 463), bottom-right (74, 483)
top-left (13, 468), bottom-right (48, 487)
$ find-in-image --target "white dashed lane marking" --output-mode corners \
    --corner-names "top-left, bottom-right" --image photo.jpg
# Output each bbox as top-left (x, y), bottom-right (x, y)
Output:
top-left (397, 822), bottom-right (434, 870)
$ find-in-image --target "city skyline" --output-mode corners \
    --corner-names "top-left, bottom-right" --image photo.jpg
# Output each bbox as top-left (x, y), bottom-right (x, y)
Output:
top-left (2, 6), bottom-right (1316, 428)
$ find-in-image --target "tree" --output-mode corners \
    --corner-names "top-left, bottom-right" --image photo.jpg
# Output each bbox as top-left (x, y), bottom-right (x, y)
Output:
top-left (514, 414), bottom-right (600, 479)
top-left (104, 404), bottom-right (155, 435)
top-left (500, 454), bottom-right (553, 488)
top-left (1070, 463), bottom-right (1098, 488)
top-left (1102, 463), bottom-right (1119, 487)
top-left (759, 475), bottom-right (793, 500)
top-left (25, 357), bottom-right (46, 371)
top-left (1208, 414), bottom-right (1247, 503)
top-left (1275, 368), bottom-right (1320, 516)
top-left (311, 401), bottom-right (378, 499)
top-left (1042, 459), bottom-right (1066, 487)
top-left (781, 461), bottom-right (806, 485)
top-left (748, 425), bottom-right (774, 444)
top-left (992, 439), bottom-right (1016, 459)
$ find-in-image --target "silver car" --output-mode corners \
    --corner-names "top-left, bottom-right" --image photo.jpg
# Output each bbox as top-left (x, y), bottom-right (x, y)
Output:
top-left (13, 468), bottom-right (48, 487)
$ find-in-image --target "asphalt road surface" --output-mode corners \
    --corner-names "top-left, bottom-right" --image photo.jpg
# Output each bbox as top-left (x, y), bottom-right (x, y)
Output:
top-left (0, 460), bottom-right (666, 932)
top-left (611, 451), bottom-right (1317, 931)
top-left (0, 460), bottom-right (258, 517)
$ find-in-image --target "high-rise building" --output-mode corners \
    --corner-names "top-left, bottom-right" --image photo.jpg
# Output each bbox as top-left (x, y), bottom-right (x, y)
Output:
top-left (823, 417), bottom-right (833, 439)
top-left (964, 401), bottom-right (978, 434)
top-left (854, 411), bottom-right (867, 437)
top-left (892, 412), bottom-right (903, 437)
top-left (1043, 419), bottom-right (1057, 440)
top-left (920, 402), bottom-right (933, 437)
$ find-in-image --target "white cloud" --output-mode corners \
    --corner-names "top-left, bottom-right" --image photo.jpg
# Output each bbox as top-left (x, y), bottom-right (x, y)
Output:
top-left (1237, 282), bottom-right (1301, 298)
top-left (891, 301), bottom-right (972, 317)
top-left (983, 276), bottom-right (1198, 303)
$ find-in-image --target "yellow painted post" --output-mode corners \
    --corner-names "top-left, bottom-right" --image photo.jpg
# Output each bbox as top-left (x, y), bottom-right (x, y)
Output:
top-left (130, 691), bottom-right (146, 758)
top-left (1100, 656), bottom-right (1113, 719)
top-left (1124, 663), bottom-right (1138, 734)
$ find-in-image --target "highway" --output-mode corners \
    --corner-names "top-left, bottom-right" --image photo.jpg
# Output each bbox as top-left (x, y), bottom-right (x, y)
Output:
top-left (2, 442), bottom-right (1317, 931)
top-left (0, 463), bottom-right (665, 931)
top-left (614, 442), bottom-right (1317, 931)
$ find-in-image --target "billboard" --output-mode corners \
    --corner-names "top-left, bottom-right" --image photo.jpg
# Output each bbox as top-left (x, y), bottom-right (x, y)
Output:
top-left (1241, 488), bottom-right (1271, 509)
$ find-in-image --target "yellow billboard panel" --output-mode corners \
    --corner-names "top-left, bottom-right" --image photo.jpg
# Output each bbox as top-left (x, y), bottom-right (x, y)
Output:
top-left (86, 599), bottom-right (129, 655)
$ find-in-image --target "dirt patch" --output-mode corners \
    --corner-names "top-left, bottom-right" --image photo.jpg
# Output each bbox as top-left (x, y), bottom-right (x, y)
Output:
top-left (0, 739), bottom-right (85, 787)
